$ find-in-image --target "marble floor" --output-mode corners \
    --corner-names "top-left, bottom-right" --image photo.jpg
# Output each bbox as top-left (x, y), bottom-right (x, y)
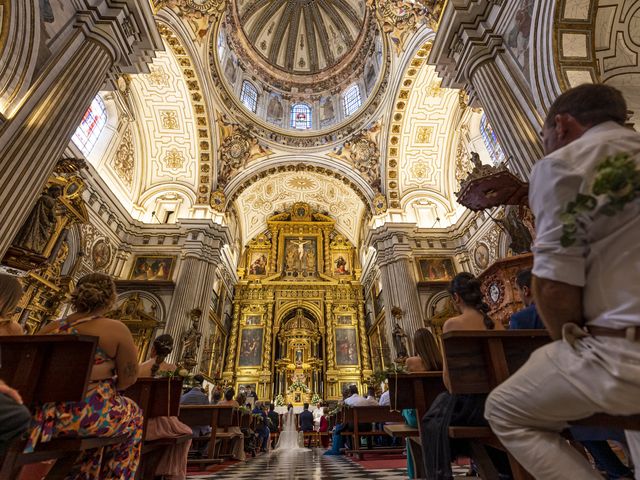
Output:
top-left (187, 448), bottom-right (408, 480)
top-left (187, 448), bottom-right (473, 479)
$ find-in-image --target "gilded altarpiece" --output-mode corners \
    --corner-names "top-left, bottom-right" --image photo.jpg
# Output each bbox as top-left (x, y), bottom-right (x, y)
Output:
top-left (224, 203), bottom-right (371, 402)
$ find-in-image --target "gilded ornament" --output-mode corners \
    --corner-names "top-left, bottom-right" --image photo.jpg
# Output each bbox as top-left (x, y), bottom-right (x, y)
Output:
top-left (160, 110), bottom-right (179, 130)
top-left (209, 189), bottom-right (226, 212)
top-left (111, 128), bottom-right (134, 188)
top-left (163, 148), bottom-right (185, 170)
top-left (416, 126), bottom-right (433, 144)
top-left (373, 192), bottom-right (387, 214)
top-left (410, 160), bottom-right (428, 179)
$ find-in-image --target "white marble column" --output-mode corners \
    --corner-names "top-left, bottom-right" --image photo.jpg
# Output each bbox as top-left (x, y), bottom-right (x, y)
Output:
top-left (165, 220), bottom-right (231, 368)
top-left (430, 3), bottom-right (545, 178)
top-left (369, 224), bottom-right (423, 358)
top-left (0, 0), bottom-right (160, 257)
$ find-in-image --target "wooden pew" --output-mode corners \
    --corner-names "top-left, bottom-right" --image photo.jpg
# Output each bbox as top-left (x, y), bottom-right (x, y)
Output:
top-left (442, 329), bottom-right (640, 479)
top-left (442, 330), bottom-right (550, 480)
top-left (386, 372), bottom-right (447, 478)
top-left (340, 406), bottom-right (405, 459)
top-left (123, 377), bottom-right (189, 480)
top-left (178, 405), bottom-right (234, 464)
top-left (0, 335), bottom-right (128, 480)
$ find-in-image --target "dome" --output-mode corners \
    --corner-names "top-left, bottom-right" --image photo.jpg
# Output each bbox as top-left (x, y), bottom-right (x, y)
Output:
top-left (237, 0), bottom-right (366, 74)
top-left (214, 0), bottom-right (387, 138)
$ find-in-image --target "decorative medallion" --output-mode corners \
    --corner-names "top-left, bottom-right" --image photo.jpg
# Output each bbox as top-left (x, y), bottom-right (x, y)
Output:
top-left (416, 126), bottom-right (433, 144)
top-left (373, 192), bottom-right (387, 215)
top-left (209, 188), bottom-right (226, 212)
top-left (410, 160), bottom-right (429, 179)
top-left (329, 123), bottom-right (381, 186)
top-left (147, 66), bottom-right (171, 87)
top-left (160, 110), bottom-right (179, 130)
top-left (91, 239), bottom-right (112, 270)
top-left (485, 279), bottom-right (505, 306)
top-left (155, 0), bottom-right (226, 38)
top-left (163, 148), bottom-right (185, 170)
top-left (286, 176), bottom-right (317, 191)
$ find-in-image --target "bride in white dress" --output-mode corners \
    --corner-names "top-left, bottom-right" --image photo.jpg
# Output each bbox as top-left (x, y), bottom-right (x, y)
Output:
top-left (274, 405), bottom-right (306, 452)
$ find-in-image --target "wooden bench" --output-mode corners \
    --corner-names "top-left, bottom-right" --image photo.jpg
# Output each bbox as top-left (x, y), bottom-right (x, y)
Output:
top-left (123, 377), bottom-right (189, 480)
top-left (0, 335), bottom-right (128, 480)
top-left (340, 406), bottom-right (405, 459)
top-left (385, 372), bottom-right (447, 478)
top-left (178, 405), bottom-right (234, 464)
top-left (443, 329), bottom-right (640, 479)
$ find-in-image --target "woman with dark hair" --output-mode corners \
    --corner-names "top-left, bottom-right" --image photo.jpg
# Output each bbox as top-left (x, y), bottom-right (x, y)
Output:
top-left (217, 389), bottom-right (246, 461)
top-left (29, 273), bottom-right (142, 479)
top-left (421, 273), bottom-right (506, 480)
top-left (139, 334), bottom-right (192, 480)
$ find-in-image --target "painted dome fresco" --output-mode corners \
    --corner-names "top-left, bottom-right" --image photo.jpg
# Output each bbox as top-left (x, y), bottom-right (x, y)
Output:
top-left (237, 0), bottom-right (366, 74)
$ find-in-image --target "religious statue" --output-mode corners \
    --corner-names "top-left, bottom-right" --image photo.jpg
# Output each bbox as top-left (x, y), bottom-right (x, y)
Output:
top-left (13, 185), bottom-right (62, 255)
top-left (180, 308), bottom-right (203, 370)
top-left (391, 307), bottom-right (409, 360)
top-left (496, 206), bottom-right (533, 254)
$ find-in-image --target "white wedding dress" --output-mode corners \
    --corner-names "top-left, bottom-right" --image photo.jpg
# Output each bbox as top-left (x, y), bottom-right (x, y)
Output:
top-left (274, 408), bottom-right (306, 452)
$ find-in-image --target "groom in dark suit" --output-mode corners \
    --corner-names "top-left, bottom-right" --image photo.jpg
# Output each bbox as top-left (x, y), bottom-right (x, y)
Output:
top-left (299, 403), bottom-right (315, 447)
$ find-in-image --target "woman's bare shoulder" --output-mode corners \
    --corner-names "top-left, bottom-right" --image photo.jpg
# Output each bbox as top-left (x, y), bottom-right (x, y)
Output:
top-left (0, 320), bottom-right (24, 335)
top-left (443, 315), bottom-right (464, 333)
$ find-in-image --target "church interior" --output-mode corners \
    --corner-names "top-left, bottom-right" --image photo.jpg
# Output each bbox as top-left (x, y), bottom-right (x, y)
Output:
top-left (0, 0), bottom-right (639, 479)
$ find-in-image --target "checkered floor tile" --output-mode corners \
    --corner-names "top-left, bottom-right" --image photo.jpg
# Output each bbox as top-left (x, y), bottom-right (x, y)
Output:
top-left (187, 448), bottom-right (408, 479)
top-left (187, 448), bottom-right (478, 479)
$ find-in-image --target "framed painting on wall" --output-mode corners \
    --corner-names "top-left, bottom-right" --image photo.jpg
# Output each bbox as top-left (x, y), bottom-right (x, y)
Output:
top-left (129, 255), bottom-right (176, 281)
top-left (418, 257), bottom-right (456, 282)
top-left (248, 251), bottom-right (268, 276)
top-left (337, 315), bottom-right (352, 325)
top-left (282, 236), bottom-right (318, 279)
top-left (238, 328), bottom-right (263, 367)
top-left (335, 328), bottom-right (359, 365)
top-left (332, 252), bottom-right (351, 275)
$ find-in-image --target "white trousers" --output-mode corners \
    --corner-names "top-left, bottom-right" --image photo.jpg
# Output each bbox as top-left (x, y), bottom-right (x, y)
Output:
top-left (485, 331), bottom-right (640, 480)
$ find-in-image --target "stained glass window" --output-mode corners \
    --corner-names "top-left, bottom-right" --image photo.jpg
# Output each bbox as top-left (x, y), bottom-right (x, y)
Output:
top-left (72, 95), bottom-right (107, 156)
top-left (343, 84), bottom-right (362, 117)
top-left (480, 114), bottom-right (506, 165)
top-left (240, 81), bottom-right (259, 113)
top-left (290, 103), bottom-right (312, 130)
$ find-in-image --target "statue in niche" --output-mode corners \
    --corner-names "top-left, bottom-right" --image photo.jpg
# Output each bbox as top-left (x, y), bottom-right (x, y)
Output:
top-left (496, 206), bottom-right (533, 254)
top-left (180, 308), bottom-right (203, 370)
top-left (13, 185), bottom-right (62, 254)
top-left (267, 94), bottom-right (283, 122)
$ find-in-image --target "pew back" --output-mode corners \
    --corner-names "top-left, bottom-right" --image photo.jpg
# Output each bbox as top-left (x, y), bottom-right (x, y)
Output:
top-left (123, 377), bottom-right (183, 432)
top-left (442, 330), bottom-right (550, 394)
top-left (0, 334), bottom-right (97, 405)
top-left (388, 372), bottom-right (446, 423)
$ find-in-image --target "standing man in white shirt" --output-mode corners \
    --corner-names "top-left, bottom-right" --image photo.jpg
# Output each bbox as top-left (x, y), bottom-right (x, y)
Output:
top-left (484, 84), bottom-right (640, 479)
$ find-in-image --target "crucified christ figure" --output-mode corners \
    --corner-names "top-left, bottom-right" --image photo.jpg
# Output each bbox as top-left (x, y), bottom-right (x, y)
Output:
top-left (290, 239), bottom-right (310, 261)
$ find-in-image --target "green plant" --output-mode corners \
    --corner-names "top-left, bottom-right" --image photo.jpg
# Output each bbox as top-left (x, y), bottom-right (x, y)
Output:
top-left (311, 393), bottom-right (321, 404)
top-left (274, 394), bottom-right (285, 406)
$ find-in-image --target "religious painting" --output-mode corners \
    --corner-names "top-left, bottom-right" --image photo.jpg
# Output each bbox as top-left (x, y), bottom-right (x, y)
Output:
top-left (129, 255), bottom-right (175, 281)
top-left (335, 328), bottom-right (359, 365)
top-left (337, 315), bottom-right (352, 325)
top-left (266, 93), bottom-right (284, 125)
top-left (340, 382), bottom-right (357, 395)
top-left (474, 243), bottom-right (490, 271)
top-left (283, 236), bottom-right (318, 279)
top-left (505, 0), bottom-right (534, 78)
top-left (332, 252), bottom-right (351, 276)
top-left (248, 251), bottom-right (268, 276)
top-left (245, 314), bottom-right (261, 325)
top-left (237, 383), bottom-right (258, 406)
top-left (369, 328), bottom-right (382, 373)
top-left (91, 239), bottom-right (111, 270)
top-left (320, 96), bottom-right (335, 127)
top-left (418, 258), bottom-right (455, 282)
top-left (238, 328), bottom-right (263, 367)
top-left (379, 320), bottom-right (392, 368)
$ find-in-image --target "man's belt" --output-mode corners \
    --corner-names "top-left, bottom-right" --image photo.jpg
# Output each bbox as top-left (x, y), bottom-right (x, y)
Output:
top-left (587, 325), bottom-right (640, 342)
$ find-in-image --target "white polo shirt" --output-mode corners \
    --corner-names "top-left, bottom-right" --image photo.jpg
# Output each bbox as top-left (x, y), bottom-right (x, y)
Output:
top-left (530, 121), bottom-right (640, 329)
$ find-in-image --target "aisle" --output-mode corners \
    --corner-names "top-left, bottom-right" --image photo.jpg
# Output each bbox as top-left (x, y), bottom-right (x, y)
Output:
top-left (188, 448), bottom-right (408, 480)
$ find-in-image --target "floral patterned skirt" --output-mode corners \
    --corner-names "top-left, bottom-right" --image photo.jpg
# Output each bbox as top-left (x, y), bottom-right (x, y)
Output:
top-left (25, 380), bottom-right (143, 480)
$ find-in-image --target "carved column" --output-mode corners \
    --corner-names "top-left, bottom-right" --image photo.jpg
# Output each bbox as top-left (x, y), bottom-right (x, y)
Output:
top-left (0, 1), bottom-right (160, 257)
top-left (430, 2), bottom-right (544, 179)
top-left (356, 290), bottom-right (372, 373)
top-left (368, 224), bottom-right (423, 358)
top-left (165, 220), bottom-right (230, 367)
top-left (223, 300), bottom-right (242, 380)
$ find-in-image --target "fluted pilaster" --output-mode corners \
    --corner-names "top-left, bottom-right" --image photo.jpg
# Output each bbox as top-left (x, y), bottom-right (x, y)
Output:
top-left (0, 0), bottom-right (161, 257)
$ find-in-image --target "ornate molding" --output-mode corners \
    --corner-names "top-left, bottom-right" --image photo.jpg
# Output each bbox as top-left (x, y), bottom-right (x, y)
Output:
top-left (328, 122), bottom-right (381, 189)
top-left (153, 0), bottom-right (226, 38)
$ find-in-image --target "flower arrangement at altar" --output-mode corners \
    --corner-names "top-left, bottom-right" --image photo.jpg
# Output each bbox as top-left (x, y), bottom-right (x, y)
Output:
top-left (287, 380), bottom-right (310, 393)
top-left (274, 394), bottom-right (285, 406)
top-left (311, 393), bottom-right (321, 404)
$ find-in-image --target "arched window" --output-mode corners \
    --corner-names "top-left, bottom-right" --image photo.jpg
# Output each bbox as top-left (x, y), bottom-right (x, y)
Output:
top-left (240, 80), bottom-right (259, 113)
top-left (290, 103), bottom-right (312, 129)
top-left (343, 84), bottom-right (362, 117)
top-left (480, 114), bottom-right (506, 165)
top-left (72, 95), bottom-right (107, 156)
